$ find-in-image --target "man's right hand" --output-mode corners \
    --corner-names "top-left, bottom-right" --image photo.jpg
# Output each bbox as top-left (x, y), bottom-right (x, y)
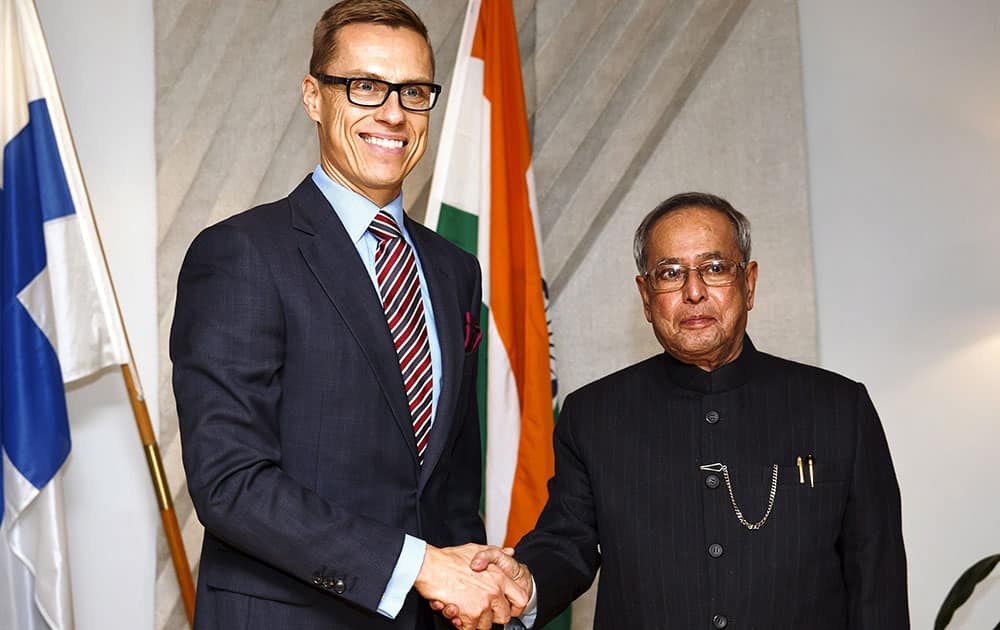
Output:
top-left (414, 544), bottom-right (529, 630)
top-left (433, 546), bottom-right (535, 629)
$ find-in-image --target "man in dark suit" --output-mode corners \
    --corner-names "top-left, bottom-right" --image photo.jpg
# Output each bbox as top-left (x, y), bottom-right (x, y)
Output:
top-left (460, 192), bottom-right (909, 628)
top-left (170, 2), bottom-right (525, 629)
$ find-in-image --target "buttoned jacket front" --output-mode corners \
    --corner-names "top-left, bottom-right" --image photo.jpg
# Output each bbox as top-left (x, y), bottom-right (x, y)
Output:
top-left (171, 176), bottom-right (484, 629)
top-left (517, 338), bottom-right (908, 629)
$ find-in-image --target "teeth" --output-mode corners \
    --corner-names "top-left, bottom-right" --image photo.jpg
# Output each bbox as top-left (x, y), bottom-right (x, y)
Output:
top-left (363, 135), bottom-right (404, 149)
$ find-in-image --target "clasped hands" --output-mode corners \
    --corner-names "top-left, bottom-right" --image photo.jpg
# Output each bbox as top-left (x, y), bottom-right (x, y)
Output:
top-left (414, 544), bottom-right (533, 630)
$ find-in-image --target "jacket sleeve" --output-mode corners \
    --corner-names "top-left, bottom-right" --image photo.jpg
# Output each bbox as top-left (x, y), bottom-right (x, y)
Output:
top-left (170, 223), bottom-right (405, 612)
top-left (515, 392), bottom-right (601, 627)
top-left (841, 383), bottom-right (910, 628)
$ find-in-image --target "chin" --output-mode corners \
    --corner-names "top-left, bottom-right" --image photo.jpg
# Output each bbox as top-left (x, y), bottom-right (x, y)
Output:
top-left (679, 328), bottom-right (721, 346)
top-left (674, 337), bottom-right (725, 359)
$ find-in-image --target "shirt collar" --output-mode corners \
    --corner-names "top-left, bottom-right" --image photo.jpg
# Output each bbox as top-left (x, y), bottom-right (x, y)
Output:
top-left (311, 165), bottom-right (406, 244)
top-left (660, 335), bottom-right (761, 394)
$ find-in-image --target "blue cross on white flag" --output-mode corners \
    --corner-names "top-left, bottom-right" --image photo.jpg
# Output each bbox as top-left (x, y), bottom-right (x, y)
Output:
top-left (1, 0), bottom-right (129, 628)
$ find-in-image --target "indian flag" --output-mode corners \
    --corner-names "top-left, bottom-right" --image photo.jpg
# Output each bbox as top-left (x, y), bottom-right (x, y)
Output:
top-left (425, 0), bottom-right (564, 608)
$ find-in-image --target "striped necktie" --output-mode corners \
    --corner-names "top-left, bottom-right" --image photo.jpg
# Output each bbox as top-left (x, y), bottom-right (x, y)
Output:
top-left (369, 211), bottom-right (433, 463)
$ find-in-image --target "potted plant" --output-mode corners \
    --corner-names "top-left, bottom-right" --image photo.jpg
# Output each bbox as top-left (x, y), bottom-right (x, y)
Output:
top-left (935, 554), bottom-right (1000, 629)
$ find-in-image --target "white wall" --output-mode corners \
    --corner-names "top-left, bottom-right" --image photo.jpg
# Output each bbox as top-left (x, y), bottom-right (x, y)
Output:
top-left (34, 1), bottom-right (159, 629)
top-left (799, 1), bottom-right (1000, 627)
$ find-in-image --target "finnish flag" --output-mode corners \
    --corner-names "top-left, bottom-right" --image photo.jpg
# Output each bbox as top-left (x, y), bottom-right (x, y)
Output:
top-left (1, 0), bottom-right (129, 627)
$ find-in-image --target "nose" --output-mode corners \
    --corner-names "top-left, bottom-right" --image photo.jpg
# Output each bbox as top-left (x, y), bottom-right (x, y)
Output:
top-left (682, 270), bottom-right (707, 304)
top-left (374, 91), bottom-right (406, 125)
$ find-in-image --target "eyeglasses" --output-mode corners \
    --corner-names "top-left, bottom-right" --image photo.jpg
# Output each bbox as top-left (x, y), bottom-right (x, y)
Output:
top-left (643, 259), bottom-right (747, 293)
top-left (312, 74), bottom-right (442, 112)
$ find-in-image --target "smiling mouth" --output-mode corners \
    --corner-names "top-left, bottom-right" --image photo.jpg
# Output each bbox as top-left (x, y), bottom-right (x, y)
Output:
top-left (361, 134), bottom-right (406, 149)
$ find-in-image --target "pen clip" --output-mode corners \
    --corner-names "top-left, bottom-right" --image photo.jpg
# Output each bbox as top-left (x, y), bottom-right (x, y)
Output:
top-left (699, 462), bottom-right (724, 472)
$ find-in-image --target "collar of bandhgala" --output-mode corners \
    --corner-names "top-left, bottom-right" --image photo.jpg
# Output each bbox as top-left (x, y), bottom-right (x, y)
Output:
top-left (660, 335), bottom-right (761, 394)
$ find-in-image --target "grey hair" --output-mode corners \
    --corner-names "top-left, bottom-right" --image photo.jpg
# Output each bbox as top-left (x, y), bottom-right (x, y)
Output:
top-left (633, 192), bottom-right (752, 273)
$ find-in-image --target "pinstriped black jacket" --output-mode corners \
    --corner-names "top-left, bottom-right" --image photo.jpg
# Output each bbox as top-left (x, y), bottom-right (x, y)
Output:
top-left (516, 337), bottom-right (908, 629)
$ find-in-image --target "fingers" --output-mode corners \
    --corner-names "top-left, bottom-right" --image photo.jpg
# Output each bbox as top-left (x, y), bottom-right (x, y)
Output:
top-left (464, 569), bottom-right (513, 628)
top-left (437, 602), bottom-right (461, 629)
top-left (491, 573), bottom-right (516, 615)
top-left (466, 546), bottom-right (532, 616)
top-left (487, 564), bottom-right (527, 607)
top-left (440, 602), bottom-right (460, 620)
top-left (418, 544), bottom-right (528, 629)
top-left (451, 603), bottom-right (494, 630)
top-left (477, 607), bottom-right (497, 630)
top-left (455, 604), bottom-right (495, 630)
top-left (470, 546), bottom-right (512, 572)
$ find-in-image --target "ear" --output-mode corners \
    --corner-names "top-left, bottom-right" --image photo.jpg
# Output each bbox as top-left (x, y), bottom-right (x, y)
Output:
top-left (635, 275), bottom-right (653, 322)
top-left (743, 260), bottom-right (758, 311)
top-left (302, 74), bottom-right (322, 123)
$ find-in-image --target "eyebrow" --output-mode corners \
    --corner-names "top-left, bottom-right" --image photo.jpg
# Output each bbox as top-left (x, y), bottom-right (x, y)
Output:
top-left (656, 251), bottom-right (726, 265)
top-left (338, 70), bottom-right (433, 84)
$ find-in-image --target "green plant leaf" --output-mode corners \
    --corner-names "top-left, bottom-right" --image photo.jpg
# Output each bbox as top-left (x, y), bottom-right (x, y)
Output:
top-left (934, 554), bottom-right (1000, 630)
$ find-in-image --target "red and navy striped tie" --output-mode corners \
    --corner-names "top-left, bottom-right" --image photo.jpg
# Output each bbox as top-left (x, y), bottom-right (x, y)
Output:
top-left (370, 211), bottom-right (433, 463)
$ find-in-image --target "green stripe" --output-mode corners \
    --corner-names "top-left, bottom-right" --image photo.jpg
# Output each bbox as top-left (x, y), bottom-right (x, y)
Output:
top-left (437, 203), bottom-right (479, 257)
top-left (542, 608), bottom-right (572, 630)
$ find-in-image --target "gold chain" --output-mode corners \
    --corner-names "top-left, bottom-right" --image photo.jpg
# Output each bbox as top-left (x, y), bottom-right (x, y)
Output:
top-left (701, 463), bottom-right (779, 530)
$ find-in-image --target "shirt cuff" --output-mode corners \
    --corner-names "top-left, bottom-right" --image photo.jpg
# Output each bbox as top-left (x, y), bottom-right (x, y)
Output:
top-left (508, 576), bottom-right (539, 629)
top-left (377, 535), bottom-right (427, 618)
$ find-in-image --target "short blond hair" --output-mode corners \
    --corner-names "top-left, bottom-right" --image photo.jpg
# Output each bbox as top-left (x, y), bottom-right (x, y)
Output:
top-left (309, 0), bottom-right (434, 76)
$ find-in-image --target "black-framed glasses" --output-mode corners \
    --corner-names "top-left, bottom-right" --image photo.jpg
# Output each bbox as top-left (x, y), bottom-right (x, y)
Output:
top-left (643, 259), bottom-right (747, 293)
top-left (312, 73), bottom-right (442, 112)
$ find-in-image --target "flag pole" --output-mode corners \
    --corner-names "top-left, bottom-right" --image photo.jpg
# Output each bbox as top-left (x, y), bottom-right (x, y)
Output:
top-left (63, 112), bottom-right (197, 630)
top-left (61, 125), bottom-right (197, 628)
top-left (28, 0), bottom-right (197, 622)
top-left (118, 365), bottom-right (196, 627)
top-left (70, 170), bottom-right (197, 626)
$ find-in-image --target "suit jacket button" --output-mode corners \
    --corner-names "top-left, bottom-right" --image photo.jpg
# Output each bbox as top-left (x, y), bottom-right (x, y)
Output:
top-left (713, 613), bottom-right (728, 628)
top-left (705, 473), bottom-right (720, 489)
top-left (333, 578), bottom-right (346, 594)
top-left (312, 576), bottom-right (324, 586)
top-left (708, 543), bottom-right (724, 558)
top-left (705, 410), bottom-right (720, 424)
top-left (321, 577), bottom-right (335, 589)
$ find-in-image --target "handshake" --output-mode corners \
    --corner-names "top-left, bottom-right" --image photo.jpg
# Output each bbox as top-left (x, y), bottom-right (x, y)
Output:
top-left (414, 544), bottom-right (534, 630)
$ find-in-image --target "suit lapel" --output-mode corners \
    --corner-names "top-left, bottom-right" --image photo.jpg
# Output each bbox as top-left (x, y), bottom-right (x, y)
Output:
top-left (290, 178), bottom-right (420, 469)
top-left (406, 218), bottom-right (463, 489)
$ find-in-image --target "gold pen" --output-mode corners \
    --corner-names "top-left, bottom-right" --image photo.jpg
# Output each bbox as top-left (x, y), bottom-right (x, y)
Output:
top-left (797, 456), bottom-right (804, 484)
top-left (807, 455), bottom-right (815, 488)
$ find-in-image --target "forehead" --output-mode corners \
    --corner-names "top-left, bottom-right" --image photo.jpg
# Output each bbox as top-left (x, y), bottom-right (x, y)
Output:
top-left (647, 206), bottom-right (740, 260)
top-left (329, 22), bottom-right (433, 81)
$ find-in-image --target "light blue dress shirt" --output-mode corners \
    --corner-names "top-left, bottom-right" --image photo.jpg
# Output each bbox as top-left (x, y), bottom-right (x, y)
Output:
top-left (311, 166), bottom-right (440, 618)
